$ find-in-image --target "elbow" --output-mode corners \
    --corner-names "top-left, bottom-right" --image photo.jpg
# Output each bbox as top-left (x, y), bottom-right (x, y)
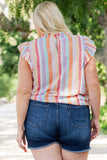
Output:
top-left (16, 88), bottom-right (31, 96)
top-left (87, 83), bottom-right (101, 96)
top-left (92, 83), bottom-right (100, 90)
top-left (87, 82), bottom-right (101, 95)
top-left (87, 79), bottom-right (100, 90)
top-left (88, 84), bottom-right (100, 91)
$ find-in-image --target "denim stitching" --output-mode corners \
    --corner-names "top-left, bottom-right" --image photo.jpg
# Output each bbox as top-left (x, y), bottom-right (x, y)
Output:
top-left (66, 105), bottom-right (89, 128)
top-left (27, 104), bottom-right (49, 127)
top-left (29, 102), bottom-right (49, 107)
top-left (65, 104), bottom-right (89, 108)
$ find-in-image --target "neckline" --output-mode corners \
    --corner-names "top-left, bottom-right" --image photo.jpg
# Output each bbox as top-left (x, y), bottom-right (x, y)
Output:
top-left (41, 31), bottom-right (70, 38)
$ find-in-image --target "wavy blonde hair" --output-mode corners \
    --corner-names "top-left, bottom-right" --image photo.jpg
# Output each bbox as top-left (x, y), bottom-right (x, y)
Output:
top-left (33, 1), bottom-right (72, 35)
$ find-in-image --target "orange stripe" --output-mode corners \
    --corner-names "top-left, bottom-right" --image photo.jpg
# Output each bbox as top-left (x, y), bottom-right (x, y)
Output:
top-left (75, 36), bottom-right (80, 104)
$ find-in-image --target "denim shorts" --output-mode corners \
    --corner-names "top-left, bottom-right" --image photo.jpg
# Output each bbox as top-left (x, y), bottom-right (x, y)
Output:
top-left (24, 99), bottom-right (91, 153)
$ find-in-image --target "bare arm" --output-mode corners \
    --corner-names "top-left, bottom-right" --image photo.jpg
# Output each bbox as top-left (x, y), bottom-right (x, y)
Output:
top-left (85, 57), bottom-right (101, 140)
top-left (16, 55), bottom-right (32, 151)
top-left (85, 57), bottom-right (101, 119)
top-left (16, 55), bottom-right (32, 129)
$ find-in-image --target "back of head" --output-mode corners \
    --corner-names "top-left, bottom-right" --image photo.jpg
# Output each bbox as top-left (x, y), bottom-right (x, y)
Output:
top-left (33, 1), bottom-right (72, 35)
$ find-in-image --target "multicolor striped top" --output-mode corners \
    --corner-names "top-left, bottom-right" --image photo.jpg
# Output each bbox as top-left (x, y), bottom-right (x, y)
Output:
top-left (17, 31), bottom-right (97, 105)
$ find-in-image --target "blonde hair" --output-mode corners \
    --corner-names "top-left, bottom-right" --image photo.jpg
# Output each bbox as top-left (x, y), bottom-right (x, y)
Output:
top-left (33, 1), bottom-right (73, 35)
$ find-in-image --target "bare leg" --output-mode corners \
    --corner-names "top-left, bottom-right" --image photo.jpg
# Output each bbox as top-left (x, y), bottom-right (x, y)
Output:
top-left (31, 142), bottom-right (63, 160)
top-left (61, 148), bottom-right (89, 160)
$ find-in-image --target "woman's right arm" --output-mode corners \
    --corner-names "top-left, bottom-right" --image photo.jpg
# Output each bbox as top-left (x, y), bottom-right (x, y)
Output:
top-left (84, 56), bottom-right (101, 141)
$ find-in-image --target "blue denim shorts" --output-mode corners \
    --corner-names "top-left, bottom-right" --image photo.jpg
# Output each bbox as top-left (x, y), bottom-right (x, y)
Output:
top-left (24, 99), bottom-right (91, 153)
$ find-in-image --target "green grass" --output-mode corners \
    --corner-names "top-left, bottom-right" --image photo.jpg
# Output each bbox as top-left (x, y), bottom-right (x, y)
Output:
top-left (90, 103), bottom-right (107, 134)
top-left (99, 103), bottom-right (107, 134)
top-left (0, 73), bottom-right (18, 101)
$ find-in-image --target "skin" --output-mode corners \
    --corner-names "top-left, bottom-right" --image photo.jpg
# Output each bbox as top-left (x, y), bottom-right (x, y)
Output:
top-left (35, 27), bottom-right (45, 38)
top-left (16, 29), bottom-right (101, 159)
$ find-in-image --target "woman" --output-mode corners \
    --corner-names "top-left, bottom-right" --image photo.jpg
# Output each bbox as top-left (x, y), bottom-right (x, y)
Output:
top-left (16, 1), bottom-right (101, 160)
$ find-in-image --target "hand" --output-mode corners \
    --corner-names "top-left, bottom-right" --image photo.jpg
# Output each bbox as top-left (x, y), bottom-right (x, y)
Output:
top-left (90, 117), bottom-right (100, 141)
top-left (16, 128), bottom-right (27, 152)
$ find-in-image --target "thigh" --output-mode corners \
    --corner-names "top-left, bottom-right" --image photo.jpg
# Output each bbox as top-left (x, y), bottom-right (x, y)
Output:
top-left (31, 143), bottom-right (63, 160)
top-left (61, 149), bottom-right (89, 160)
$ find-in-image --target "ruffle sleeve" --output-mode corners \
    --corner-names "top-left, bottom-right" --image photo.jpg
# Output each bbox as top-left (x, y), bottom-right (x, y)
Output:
top-left (84, 36), bottom-right (97, 66)
top-left (17, 42), bottom-right (33, 72)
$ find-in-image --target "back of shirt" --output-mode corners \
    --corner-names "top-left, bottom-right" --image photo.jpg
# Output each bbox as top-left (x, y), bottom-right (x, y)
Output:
top-left (17, 32), bottom-right (96, 106)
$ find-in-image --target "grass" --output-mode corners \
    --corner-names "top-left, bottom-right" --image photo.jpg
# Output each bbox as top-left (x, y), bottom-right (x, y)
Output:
top-left (0, 73), bottom-right (18, 101)
top-left (90, 103), bottom-right (107, 134)
top-left (99, 103), bottom-right (107, 134)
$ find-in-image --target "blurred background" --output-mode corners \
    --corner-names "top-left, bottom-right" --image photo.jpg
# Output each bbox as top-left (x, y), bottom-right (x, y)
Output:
top-left (0, 0), bottom-right (107, 160)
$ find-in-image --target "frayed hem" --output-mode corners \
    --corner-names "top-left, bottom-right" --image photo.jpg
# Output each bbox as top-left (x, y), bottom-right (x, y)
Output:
top-left (61, 147), bottom-right (91, 153)
top-left (28, 141), bottom-right (60, 149)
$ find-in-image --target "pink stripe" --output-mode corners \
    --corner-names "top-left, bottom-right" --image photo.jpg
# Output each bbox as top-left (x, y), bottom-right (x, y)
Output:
top-left (41, 38), bottom-right (46, 85)
top-left (35, 39), bottom-right (41, 100)
top-left (77, 36), bottom-right (82, 105)
top-left (85, 43), bottom-right (96, 49)
top-left (56, 37), bottom-right (61, 102)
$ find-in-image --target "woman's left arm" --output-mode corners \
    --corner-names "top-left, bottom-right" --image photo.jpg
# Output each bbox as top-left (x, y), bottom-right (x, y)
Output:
top-left (16, 55), bottom-right (32, 151)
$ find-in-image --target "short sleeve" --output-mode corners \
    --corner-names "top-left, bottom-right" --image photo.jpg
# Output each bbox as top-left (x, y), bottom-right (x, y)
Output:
top-left (84, 36), bottom-right (97, 66)
top-left (17, 42), bottom-right (33, 72)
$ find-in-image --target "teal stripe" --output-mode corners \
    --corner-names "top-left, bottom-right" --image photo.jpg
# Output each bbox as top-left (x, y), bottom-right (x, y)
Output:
top-left (21, 45), bottom-right (28, 56)
top-left (42, 37), bottom-right (49, 101)
top-left (63, 33), bottom-right (69, 99)
top-left (86, 47), bottom-right (94, 56)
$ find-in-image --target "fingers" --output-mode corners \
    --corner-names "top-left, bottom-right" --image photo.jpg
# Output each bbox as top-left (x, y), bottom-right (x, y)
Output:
top-left (23, 134), bottom-right (26, 146)
top-left (90, 127), bottom-right (100, 141)
top-left (16, 132), bottom-right (27, 152)
top-left (90, 130), bottom-right (98, 141)
top-left (90, 118), bottom-right (100, 141)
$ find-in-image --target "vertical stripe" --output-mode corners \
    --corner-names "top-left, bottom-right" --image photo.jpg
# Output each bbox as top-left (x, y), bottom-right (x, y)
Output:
top-left (77, 36), bottom-right (82, 105)
top-left (71, 36), bottom-right (76, 94)
top-left (75, 36), bottom-right (80, 104)
top-left (34, 39), bottom-right (41, 100)
top-left (59, 33), bottom-right (65, 103)
top-left (45, 34), bottom-right (52, 102)
top-left (30, 40), bottom-right (37, 100)
top-left (21, 32), bottom-right (93, 106)
top-left (37, 38), bottom-right (43, 101)
top-left (40, 37), bottom-right (46, 101)
top-left (65, 32), bottom-right (73, 104)
top-left (56, 34), bottom-right (62, 103)
top-left (29, 41), bottom-right (35, 99)
top-left (42, 36), bottom-right (49, 101)
top-left (80, 36), bottom-right (85, 94)
top-left (62, 33), bottom-right (69, 103)
top-left (49, 35), bottom-right (58, 102)
top-left (62, 33), bottom-right (67, 103)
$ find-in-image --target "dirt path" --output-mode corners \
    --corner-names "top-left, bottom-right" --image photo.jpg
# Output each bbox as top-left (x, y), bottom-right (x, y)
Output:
top-left (0, 102), bottom-right (107, 160)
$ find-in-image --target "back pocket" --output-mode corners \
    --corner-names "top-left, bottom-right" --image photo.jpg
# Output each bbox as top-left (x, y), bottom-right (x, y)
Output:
top-left (25, 101), bottom-right (49, 127)
top-left (66, 105), bottom-right (90, 128)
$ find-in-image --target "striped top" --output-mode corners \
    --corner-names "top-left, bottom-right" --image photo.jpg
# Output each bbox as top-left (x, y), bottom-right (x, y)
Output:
top-left (17, 31), bottom-right (97, 106)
